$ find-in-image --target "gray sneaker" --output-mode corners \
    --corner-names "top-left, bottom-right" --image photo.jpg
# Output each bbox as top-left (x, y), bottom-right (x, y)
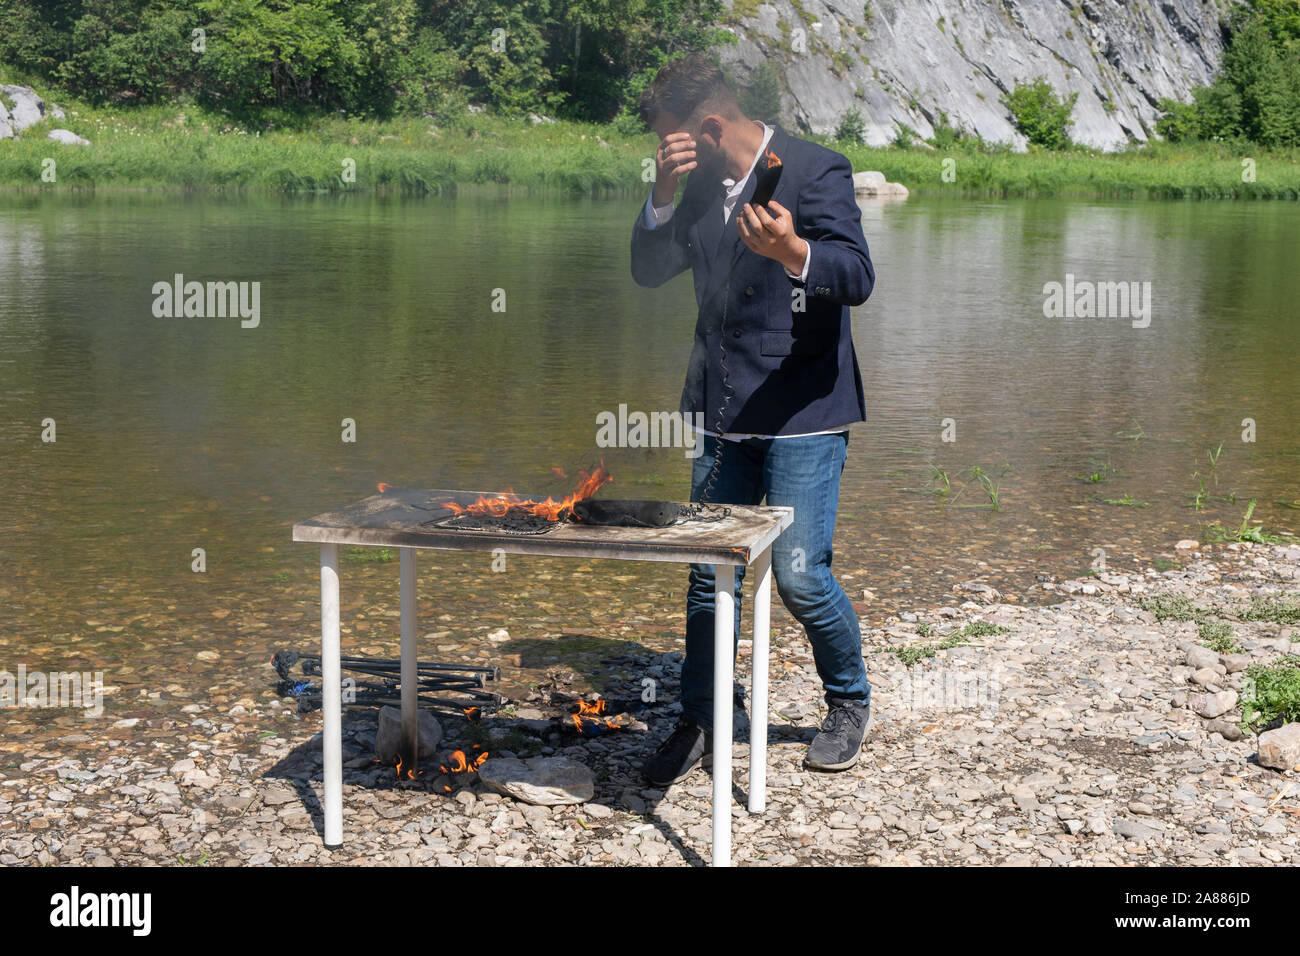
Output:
top-left (804, 697), bottom-right (871, 771)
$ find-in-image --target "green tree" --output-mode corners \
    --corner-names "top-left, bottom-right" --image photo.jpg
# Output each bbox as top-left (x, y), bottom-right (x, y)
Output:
top-left (0, 0), bottom-right (738, 122)
top-left (551, 0), bottom-right (729, 122)
top-left (1154, 6), bottom-right (1294, 147)
top-left (196, 0), bottom-right (416, 116)
top-left (417, 0), bottom-right (562, 116)
top-left (1156, 5), bottom-right (1300, 146)
top-left (56, 1), bottom-right (197, 103)
top-left (1224, 14), bottom-right (1300, 144)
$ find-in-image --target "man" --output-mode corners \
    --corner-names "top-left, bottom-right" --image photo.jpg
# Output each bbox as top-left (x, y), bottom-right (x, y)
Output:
top-left (629, 54), bottom-right (875, 786)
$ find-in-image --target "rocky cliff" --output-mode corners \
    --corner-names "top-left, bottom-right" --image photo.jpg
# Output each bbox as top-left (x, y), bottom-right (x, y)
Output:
top-left (718, 0), bottom-right (1232, 149)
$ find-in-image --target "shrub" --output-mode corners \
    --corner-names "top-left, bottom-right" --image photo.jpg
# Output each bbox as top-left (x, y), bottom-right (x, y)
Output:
top-left (1002, 76), bottom-right (1077, 149)
top-left (834, 107), bottom-right (866, 145)
top-left (1239, 662), bottom-right (1300, 731)
top-left (1155, 96), bottom-right (1203, 142)
top-left (929, 110), bottom-right (965, 148)
top-left (1197, 621), bottom-right (1239, 653)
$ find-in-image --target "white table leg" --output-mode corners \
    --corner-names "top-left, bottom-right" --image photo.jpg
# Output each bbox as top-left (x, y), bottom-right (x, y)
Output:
top-left (320, 543), bottom-right (343, 849)
top-left (712, 563), bottom-right (735, 867)
top-left (748, 546), bottom-right (771, 814)
top-left (399, 547), bottom-right (418, 773)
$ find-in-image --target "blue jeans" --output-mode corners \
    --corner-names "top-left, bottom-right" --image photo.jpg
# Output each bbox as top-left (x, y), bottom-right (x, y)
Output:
top-left (681, 432), bottom-right (870, 732)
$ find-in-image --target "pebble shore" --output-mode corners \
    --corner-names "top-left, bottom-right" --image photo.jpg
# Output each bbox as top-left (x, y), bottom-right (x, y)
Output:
top-left (2, 540), bottom-right (1297, 867)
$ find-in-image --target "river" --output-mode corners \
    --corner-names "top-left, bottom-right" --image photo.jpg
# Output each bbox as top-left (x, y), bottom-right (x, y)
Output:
top-left (1, 191), bottom-right (1297, 740)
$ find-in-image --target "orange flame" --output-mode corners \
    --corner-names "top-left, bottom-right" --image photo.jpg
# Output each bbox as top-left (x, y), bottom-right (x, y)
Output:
top-left (570, 713), bottom-right (628, 734)
top-left (440, 744), bottom-right (488, 778)
top-left (444, 751), bottom-right (469, 773)
top-left (763, 148), bottom-right (782, 168)
top-left (377, 483), bottom-right (394, 493)
top-left (393, 753), bottom-right (421, 780)
top-left (441, 462), bottom-right (612, 522)
top-left (568, 699), bottom-right (627, 734)
top-left (463, 706), bottom-right (481, 724)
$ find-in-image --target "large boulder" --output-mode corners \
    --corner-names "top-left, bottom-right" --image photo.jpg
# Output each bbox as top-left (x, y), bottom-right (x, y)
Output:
top-left (1, 84), bottom-right (47, 133)
top-left (853, 170), bottom-right (909, 198)
top-left (479, 756), bottom-right (595, 805)
top-left (0, 85), bottom-right (73, 140)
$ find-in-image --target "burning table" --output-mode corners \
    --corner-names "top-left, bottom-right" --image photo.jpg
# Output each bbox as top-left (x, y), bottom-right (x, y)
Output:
top-left (293, 484), bottom-right (792, 867)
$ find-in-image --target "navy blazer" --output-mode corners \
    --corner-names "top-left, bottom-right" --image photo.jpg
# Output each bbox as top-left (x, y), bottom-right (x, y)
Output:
top-left (630, 122), bottom-right (873, 436)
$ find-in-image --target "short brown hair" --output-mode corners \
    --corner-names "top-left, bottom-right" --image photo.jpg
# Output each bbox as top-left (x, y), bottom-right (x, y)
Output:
top-left (637, 54), bottom-right (743, 127)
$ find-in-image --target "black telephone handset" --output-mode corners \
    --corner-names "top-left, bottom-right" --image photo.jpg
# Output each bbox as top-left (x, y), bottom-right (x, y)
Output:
top-left (750, 148), bottom-right (784, 208)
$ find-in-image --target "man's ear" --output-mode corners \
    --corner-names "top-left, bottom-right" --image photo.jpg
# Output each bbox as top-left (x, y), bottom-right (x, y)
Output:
top-left (698, 114), bottom-right (724, 146)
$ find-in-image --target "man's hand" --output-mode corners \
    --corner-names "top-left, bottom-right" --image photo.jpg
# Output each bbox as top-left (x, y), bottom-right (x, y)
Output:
top-left (736, 200), bottom-right (808, 276)
top-left (652, 132), bottom-right (696, 208)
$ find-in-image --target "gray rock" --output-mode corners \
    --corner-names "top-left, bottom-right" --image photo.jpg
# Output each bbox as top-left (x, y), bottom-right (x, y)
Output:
top-left (1257, 723), bottom-right (1300, 772)
top-left (1204, 719), bottom-right (1245, 742)
top-left (1011, 787), bottom-right (1038, 811)
top-left (620, 790), bottom-right (646, 815)
top-left (47, 129), bottom-right (89, 146)
top-left (1, 85), bottom-right (45, 132)
top-left (1189, 667), bottom-right (1221, 688)
top-left (1188, 690), bottom-right (1236, 720)
top-left (262, 786), bottom-right (297, 806)
top-left (479, 756), bottom-right (594, 806)
top-left (953, 579), bottom-right (1000, 601)
top-left (1115, 818), bottom-right (1159, 841)
top-left (1220, 654), bottom-right (1251, 674)
top-left (853, 170), bottom-right (909, 198)
top-left (1185, 646), bottom-right (1220, 670)
top-left (374, 706), bottom-right (442, 763)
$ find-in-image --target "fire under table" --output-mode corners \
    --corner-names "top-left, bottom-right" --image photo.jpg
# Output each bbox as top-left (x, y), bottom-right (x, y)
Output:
top-left (293, 487), bottom-right (794, 867)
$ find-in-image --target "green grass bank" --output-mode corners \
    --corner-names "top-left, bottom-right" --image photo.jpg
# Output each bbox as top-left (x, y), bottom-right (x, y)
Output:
top-left (2, 85), bottom-right (1299, 199)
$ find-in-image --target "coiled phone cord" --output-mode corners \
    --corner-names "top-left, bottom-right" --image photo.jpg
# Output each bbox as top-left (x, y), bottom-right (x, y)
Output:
top-left (696, 271), bottom-right (734, 506)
